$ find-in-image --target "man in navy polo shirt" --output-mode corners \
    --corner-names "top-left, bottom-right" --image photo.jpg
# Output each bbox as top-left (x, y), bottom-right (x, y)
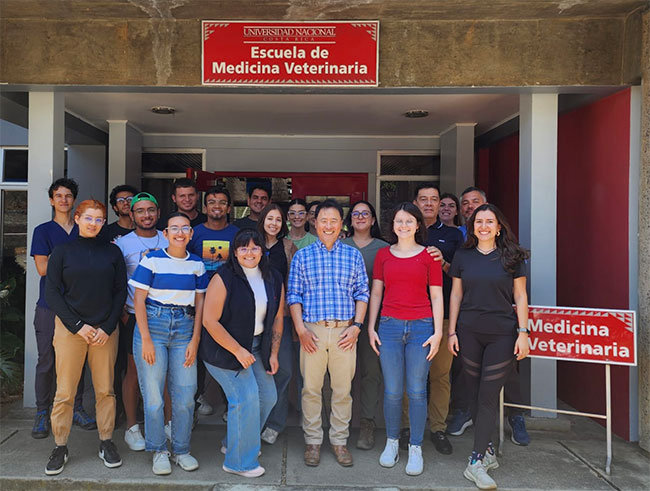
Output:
top-left (30, 178), bottom-right (96, 439)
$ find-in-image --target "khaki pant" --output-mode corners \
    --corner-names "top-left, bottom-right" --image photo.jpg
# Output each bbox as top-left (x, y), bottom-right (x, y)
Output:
top-left (402, 319), bottom-right (453, 432)
top-left (300, 322), bottom-right (357, 445)
top-left (51, 317), bottom-right (118, 446)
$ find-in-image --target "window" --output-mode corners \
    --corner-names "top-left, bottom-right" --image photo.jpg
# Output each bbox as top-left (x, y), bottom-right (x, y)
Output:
top-left (1, 148), bottom-right (28, 183)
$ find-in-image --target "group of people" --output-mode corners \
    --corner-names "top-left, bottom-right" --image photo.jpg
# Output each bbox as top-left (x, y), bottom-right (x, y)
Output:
top-left (31, 176), bottom-right (531, 490)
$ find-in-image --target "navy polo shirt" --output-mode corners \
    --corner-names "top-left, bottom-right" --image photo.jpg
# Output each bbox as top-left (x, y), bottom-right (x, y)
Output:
top-left (426, 220), bottom-right (464, 318)
top-left (30, 220), bottom-right (79, 308)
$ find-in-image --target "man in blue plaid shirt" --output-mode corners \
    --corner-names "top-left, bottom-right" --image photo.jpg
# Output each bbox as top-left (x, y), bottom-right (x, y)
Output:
top-left (288, 199), bottom-right (369, 468)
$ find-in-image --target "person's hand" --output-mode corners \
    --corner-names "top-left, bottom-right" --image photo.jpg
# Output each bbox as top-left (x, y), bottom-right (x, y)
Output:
top-left (426, 246), bottom-right (443, 262)
top-left (235, 347), bottom-right (255, 369)
top-left (423, 333), bottom-right (442, 361)
top-left (184, 338), bottom-right (199, 368)
top-left (91, 328), bottom-right (109, 346)
top-left (514, 333), bottom-right (530, 360)
top-left (267, 353), bottom-right (279, 375)
top-left (338, 325), bottom-right (359, 351)
top-left (368, 328), bottom-right (381, 356)
top-left (120, 309), bottom-right (129, 326)
top-left (448, 333), bottom-right (459, 356)
top-left (297, 325), bottom-right (319, 354)
top-left (141, 336), bottom-right (156, 365)
top-left (76, 324), bottom-right (96, 344)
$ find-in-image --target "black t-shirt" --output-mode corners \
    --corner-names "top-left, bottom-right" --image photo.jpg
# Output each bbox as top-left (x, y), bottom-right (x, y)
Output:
top-left (232, 216), bottom-right (258, 230)
top-left (267, 240), bottom-right (288, 280)
top-left (449, 247), bottom-right (526, 335)
top-left (98, 221), bottom-right (133, 243)
top-left (426, 220), bottom-right (464, 318)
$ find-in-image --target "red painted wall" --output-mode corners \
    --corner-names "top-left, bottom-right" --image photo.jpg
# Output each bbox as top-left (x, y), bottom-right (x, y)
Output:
top-left (476, 89), bottom-right (632, 439)
top-left (555, 89), bottom-right (631, 439)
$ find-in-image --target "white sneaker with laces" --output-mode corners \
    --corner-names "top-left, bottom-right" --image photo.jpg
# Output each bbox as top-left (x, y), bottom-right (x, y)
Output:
top-left (222, 464), bottom-right (265, 478)
top-left (464, 458), bottom-right (497, 490)
top-left (261, 427), bottom-right (279, 445)
top-left (164, 421), bottom-right (172, 441)
top-left (405, 444), bottom-right (423, 476)
top-left (483, 448), bottom-right (499, 471)
top-left (197, 395), bottom-right (214, 416)
top-left (152, 451), bottom-right (172, 475)
top-left (379, 438), bottom-right (399, 468)
top-left (173, 453), bottom-right (199, 471)
top-left (124, 424), bottom-right (145, 451)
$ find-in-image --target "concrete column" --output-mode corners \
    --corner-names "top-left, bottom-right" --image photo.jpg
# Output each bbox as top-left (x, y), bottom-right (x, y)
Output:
top-left (637, 8), bottom-right (650, 453)
top-left (519, 93), bottom-right (558, 418)
top-left (107, 121), bottom-right (142, 194)
top-left (440, 123), bottom-right (476, 195)
top-left (67, 145), bottom-right (106, 203)
top-left (23, 92), bottom-right (65, 407)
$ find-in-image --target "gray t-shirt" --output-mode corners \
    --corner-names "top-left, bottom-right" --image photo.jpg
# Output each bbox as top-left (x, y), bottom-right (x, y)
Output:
top-left (115, 230), bottom-right (168, 313)
top-left (342, 237), bottom-right (389, 285)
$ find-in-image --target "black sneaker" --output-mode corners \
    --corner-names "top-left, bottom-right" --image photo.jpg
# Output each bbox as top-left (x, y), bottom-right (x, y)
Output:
top-left (430, 430), bottom-right (453, 455)
top-left (45, 446), bottom-right (68, 475)
top-left (73, 406), bottom-right (97, 430)
top-left (99, 439), bottom-right (122, 468)
top-left (399, 428), bottom-right (410, 451)
top-left (32, 410), bottom-right (50, 439)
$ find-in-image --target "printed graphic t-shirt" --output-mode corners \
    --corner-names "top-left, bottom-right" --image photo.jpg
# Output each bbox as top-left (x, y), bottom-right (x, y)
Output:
top-left (187, 223), bottom-right (239, 278)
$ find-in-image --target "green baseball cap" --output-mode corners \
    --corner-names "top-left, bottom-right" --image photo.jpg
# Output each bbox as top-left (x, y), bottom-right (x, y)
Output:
top-left (130, 192), bottom-right (159, 209)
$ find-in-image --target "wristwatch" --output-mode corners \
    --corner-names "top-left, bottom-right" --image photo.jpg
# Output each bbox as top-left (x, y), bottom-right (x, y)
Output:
top-left (516, 327), bottom-right (530, 334)
top-left (352, 321), bottom-right (363, 329)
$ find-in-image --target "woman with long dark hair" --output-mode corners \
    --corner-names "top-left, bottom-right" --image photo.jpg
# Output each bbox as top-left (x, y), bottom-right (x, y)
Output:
top-left (342, 200), bottom-right (388, 450)
top-left (448, 203), bottom-right (529, 490)
top-left (200, 229), bottom-right (284, 477)
top-left (367, 202), bottom-right (444, 476)
top-left (439, 192), bottom-right (461, 227)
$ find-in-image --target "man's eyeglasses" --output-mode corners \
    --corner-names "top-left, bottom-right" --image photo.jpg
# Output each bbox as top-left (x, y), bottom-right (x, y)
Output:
top-left (288, 211), bottom-right (306, 218)
top-left (133, 207), bottom-right (157, 216)
top-left (351, 211), bottom-right (371, 219)
top-left (80, 215), bottom-right (105, 225)
top-left (237, 246), bottom-right (262, 254)
top-left (166, 225), bottom-right (192, 234)
top-left (116, 196), bottom-right (133, 204)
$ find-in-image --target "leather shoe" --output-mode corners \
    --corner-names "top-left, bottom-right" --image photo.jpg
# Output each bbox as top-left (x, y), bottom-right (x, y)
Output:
top-left (331, 444), bottom-right (353, 467)
top-left (304, 444), bottom-right (321, 466)
top-left (431, 430), bottom-right (453, 455)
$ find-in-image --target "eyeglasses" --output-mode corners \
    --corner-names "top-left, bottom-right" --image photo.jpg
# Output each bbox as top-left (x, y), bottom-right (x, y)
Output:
top-left (133, 207), bottom-right (157, 216)
top-left (237, 246), bottom-right (262, 254)
top-left (166, 225), bottom-right (192, 234)
top-left (206, 199), bottom-right (229, 206)
top-left (115, 196), bottom-right (133, 204)
top-left (288, 211), bottom-right (306, 218)
top-left (80, 215), bottom-right (105, 225)
top-left (351, 211), bottom-right (371, 218)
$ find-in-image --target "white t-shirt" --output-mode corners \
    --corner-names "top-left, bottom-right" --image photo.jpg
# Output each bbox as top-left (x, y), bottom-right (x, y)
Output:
top-left (243, 266), bottom-right (268, 336)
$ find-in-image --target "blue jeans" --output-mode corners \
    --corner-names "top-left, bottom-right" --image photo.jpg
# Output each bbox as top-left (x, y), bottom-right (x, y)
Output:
top-left (205, 336), bottom-right (277, 472)
top-left (133, 304), bottom-right (197, 455)
top-left (378, 316), bottom-right (433, 446)
top-left (265, 316), bottom-right (293, 433)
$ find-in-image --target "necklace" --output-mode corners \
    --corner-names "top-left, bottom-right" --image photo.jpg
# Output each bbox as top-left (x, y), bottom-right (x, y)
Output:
top-left (476, 245), bottom-right (496, 255)
top-left (135, 231), bottom-right (160, 254)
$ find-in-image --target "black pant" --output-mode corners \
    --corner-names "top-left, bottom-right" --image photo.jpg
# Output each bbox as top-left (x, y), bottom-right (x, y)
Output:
top-left (34, 306), bottom-right (85, 412)
top-left (458, 328), bottom-right (516, 455)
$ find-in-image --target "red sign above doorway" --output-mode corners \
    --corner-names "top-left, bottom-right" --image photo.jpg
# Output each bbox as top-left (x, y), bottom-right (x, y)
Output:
top-left (526, 306), bottom-right (636, 366)
top-left (202, 21), bottom-right (379, 86)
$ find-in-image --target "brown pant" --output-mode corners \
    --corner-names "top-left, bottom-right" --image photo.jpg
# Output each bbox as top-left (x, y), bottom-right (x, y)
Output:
top-left (402, 319), bottom-right (453, 432)
top-left (51, 317), bottom-right (118, 446)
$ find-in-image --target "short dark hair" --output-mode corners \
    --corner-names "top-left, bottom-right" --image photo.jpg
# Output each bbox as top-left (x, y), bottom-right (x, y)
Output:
top-left (165, 211), bottom-right (190, 227)
top-left (460, 186), bottom-right (487, 201)
top-left (172, 178), bottom-right (198, 193)
top-left (387, 202), bottom-right (428, 245)
top-left (249, 184), bottom-right (271, 199)
top-left (344, 200), bottom-right (383, 239)
top-left (204, 186), bottom-right (231, 206)
top-left (109, 184), bottom-right (138, 214)
top-left (440, 192), bottom-right (461, 226)
top-left (315, 199), bottom-right (344, 220)
top-left (227, 228), bottom-right (271, 279)
top-left (48, 178), bottom-right (78, 199)
top-left (414, 182), bottom-right (440, 199)
top-left (288, 198), bottom-right (308, 210)
top-left (257, 203), bottom-right (289, 240)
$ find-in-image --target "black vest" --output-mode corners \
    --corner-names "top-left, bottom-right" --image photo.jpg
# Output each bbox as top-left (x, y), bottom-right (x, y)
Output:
top-left (199, 264), bottom-right (283, 371)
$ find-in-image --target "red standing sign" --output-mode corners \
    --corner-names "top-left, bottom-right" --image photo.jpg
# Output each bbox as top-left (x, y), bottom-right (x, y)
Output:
top-left (202, 21), bottom-right (379, 86)
top-left (527, 306), bottom-right (637, 366)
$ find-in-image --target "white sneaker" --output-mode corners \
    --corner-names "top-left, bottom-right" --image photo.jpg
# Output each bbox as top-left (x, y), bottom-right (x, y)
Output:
top-left (261, 427), bottom-right (279, 445)
top-left (222, 464), bottom-right (265, 478)
top-left (405, 444), bottom-right (423, 476)
top-left (152, 451), bottom-right (172, 475)
top-left (124, 424), bottom-right (145, 451)
top-left (173, 453), bottom-right (199, 471)
top-left (464, 459), bottom-right (497, 490)
top-left (164, 421), bottom-right (172, 441)
top-left (379, 438), bottom-right (399, 468)
top-left (483, 448), bottom-right (499, 471)
top-left (197, 395), bottom-right (214, 416)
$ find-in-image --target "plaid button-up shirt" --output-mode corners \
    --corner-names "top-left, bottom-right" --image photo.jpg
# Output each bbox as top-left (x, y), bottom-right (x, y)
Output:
top-left (287, 239), bottom-right (369, 323)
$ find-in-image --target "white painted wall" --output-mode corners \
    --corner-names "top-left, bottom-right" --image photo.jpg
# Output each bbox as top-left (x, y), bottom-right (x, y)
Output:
top-left (0, 120), bottom-right (28, 146)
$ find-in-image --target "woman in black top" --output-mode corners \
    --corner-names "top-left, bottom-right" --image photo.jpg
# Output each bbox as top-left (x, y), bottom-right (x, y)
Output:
top-left (200, 229), bottom-right (284, 477)
top-left (44, 200), bottom-right (127, 476)
top-left (448, 203), bottom-right (529, 490)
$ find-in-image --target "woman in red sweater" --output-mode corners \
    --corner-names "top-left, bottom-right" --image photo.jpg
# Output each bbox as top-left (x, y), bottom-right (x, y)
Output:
top-left (367, 202), bottom-right (444, 476)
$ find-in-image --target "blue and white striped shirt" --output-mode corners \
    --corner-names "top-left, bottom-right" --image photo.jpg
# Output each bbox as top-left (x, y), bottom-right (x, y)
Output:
top-left (129, 248), bottom-right (209, 307)
top-left (287, 239), bottom-right (369, 323)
